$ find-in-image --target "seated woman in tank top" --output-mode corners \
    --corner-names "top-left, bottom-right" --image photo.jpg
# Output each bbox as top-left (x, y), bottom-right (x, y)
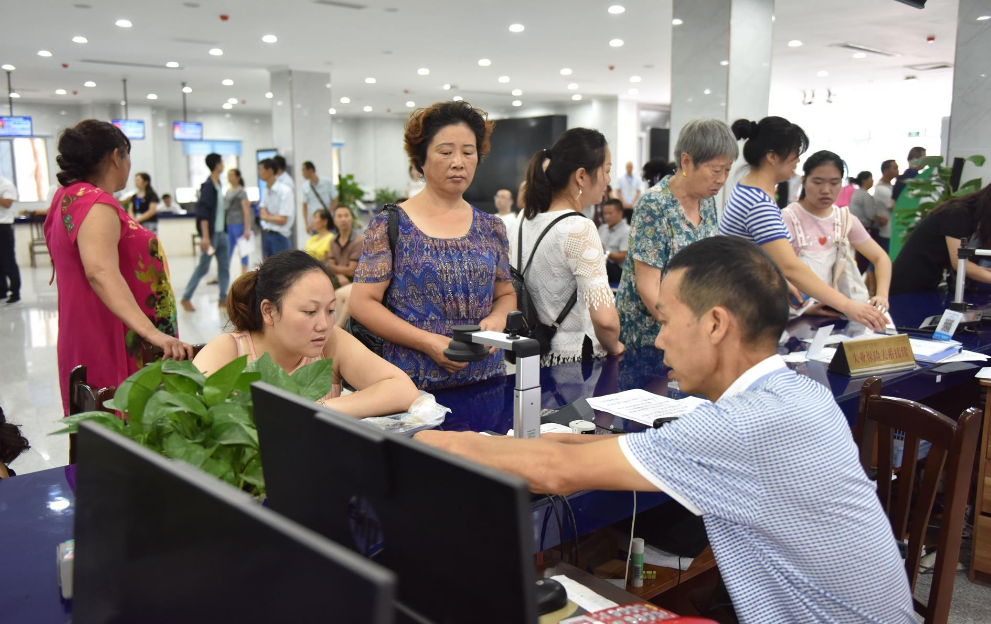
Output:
top-left (193, 250), bottom-right (421, 418)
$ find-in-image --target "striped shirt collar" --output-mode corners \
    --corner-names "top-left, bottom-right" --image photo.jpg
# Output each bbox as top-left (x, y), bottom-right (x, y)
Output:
top-left (718, 354), bottom-right (788, 402)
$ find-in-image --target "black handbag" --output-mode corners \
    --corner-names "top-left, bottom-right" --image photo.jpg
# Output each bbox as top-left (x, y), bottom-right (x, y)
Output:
top-left (345, 204), bottom-right (399, 356)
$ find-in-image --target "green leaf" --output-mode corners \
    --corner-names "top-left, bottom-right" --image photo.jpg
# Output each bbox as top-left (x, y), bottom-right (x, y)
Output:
top-left (203, 355), bottom-right (249, 407)
top-left (50, 412), bottom-right (125, 435)
top-left (953, 179), bottom-right (983, 197)
top-left (162, 434), bottom-right (216, 469)
top-left (162, 360), bottom-right (206, 388)
top-left (119, 361), bottom-right (163, 435)
top-left (200, 457), bottom-right (237, 485)
top-left (240, 455), bottom-right (266, 490)
top-left (912, 155), bottom-right (944, 169)
top-left (246, 353), bottom-right (299, 394)
top-left (233, 370), bottom-right (262, 394)
top-left (289, 358), bottom-right (335, 401)
top-left (966, 155), bottom-right (986, 167)
top-left (212, 422), bottom-right (259, 448)
top-left (163, 374), bottom-right (199, 396)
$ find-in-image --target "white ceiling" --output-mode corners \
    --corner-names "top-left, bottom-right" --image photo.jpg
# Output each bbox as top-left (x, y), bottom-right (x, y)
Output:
top-left (0, 0), bottom-right (967, 120)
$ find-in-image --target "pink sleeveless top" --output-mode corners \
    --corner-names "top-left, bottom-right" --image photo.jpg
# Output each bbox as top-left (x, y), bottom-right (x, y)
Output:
top-left (229, 331), bottom-right (340, 402)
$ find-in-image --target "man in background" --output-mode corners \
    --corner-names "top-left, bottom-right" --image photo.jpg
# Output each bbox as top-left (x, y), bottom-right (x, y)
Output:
top-left (598, 198), bottom-right (629, 284)
top-left (0, 174), bottom-right (21, 306)
top-left (493, 188), bottom-right (516, 232)
top-left (301, 161), bottom-right (338, 232)
top-left (180, 154), bottom-right (227, 312)
top-left (874, 159), bottom-right (899, 253)
top-left (159, 193), bottom-right (180, 213)
top-left (893, 146), bottom-right (926, 201)
top-left (273, 155), bottom-right (295, 193)
top-left (614, 161), bottom-right (641, 222)
top-left (258, 159), bottom-right (295, 258)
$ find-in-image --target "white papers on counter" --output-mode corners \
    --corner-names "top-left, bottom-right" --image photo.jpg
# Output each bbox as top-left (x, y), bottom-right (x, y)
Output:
top-left (585, 390), bottom-right (708, 427)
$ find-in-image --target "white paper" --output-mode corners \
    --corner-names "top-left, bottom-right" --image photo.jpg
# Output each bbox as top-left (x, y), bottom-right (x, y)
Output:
top-left (939, 350), bottom-right (989, 364)
top-left (506, 422), bottom-right (573, 437)
top-left (585, 390), bottom-right (708, 426)
top-left (782, 347), bottom-right (837, 364)
top-left (807, 324), bottom-right (835, 359)
top-left (908, 338), bottom-right (962, 362)
top-left (236, 236), bottom-right (253, 258)
top-left (549, 575), bottom-right (617, 612)
top-left (976, 367), bottom-right (991, 380)
top-left (642, 544), bottom-right (694, 571)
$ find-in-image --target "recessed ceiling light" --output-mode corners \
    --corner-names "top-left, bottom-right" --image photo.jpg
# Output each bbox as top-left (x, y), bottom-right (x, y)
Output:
top-left (453, 95), bottom-right (464, 101)
top-left (182, 86), bottom-right (192, 93)
top-left (9, 93), bottom-right (19, 99)
top-left (147, 93), bottom-right (158, 100)
top-left (417, 67), bottom-right (430, 75)
top-left (511, 88), bottom-right (523, 96)
top-left (609, 39), bottom-right (624, 47)
top-left (443, 83), bottom-right (451, 90)
top-left (498, 75), bottom-right (510, 83)
top-left (406, 101), bottom-right (415, 107)
top-left (608, 6), bottom-right (625, 14)
top-left (560, 68), bottom-right (572, 75)
top-left (788, 40), bottom-right (803, 47)
top-left (38, 50), bottom-right (53, 57)
top-left (265, 91), bottom-right (273, 98)
top-left (509, 23), bottom-right (524, 32)
top-left (628, 88), bottom-right (639, 95)
top-left (340, 96), bottom-right (351, 103)
top-left (629, 76), bottom-right (641, 83)
top-left (572, 94), bottom-right (582, 101)
top-left (478, 58), bottom-right (491, 66)
top-left (1, 65), bottom-right (15, 71)
top-left (223, 103), bottom-right (233, 109)
top-left (720, 60), bottom-right (729, 66)
top-left (365, 77), bottom-right (376, 84)
top-left (977, 15), bottom-right (990, 21)
top-left (55, 88), bottom-right (67, 95)
top-left (227, 97), bottom-right (238, 104)
top-left (703, 89), bottom-right (712, 95)
top-left (209, 48), bottom-right (223, 56)
top-left (512, 100), bottom-right (522, 106)
top-left (363, 105), bottom-right (373, 112)
top-left (329, 108), bottom-right (337, 114)
top-left (222, 79), bottom-right (234, 86)
top-left (115, 19), bottom-right (132, 28)
top-left (73, 36), bottom-right (88, 44)
top-left (817, 70), bottom-right (829, 77)
top-left (852, 52), bottom-right (867, 59)
top-left (567, 83), bottom-right (578, 90)
top-left (166, 61), bottom-right (179, 68)
top-left (84, 81), bottom-right (96, 87)
top-left (262, 34), bottom-right (278, 43)
top-left (672, 18), bottom-right (683, 25)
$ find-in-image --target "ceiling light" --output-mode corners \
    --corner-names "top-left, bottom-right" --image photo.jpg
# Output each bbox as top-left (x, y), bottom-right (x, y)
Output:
top-left (672, 18), bottom-right (683, 25)
top-left (340, 96), bottom-right (350, 103)
top-left (406, 101), bottom-right (415, 107)
top-left (567, 83), bottom-right (578, 89)
top-left (478, 59), bottom-right (491, 66)
top-left (417, 67), bottom-right (430, 75)
top-left (9, 93), bottom-right (19, 99)
top-left (223, 103), bottom-right (233, 109)
top-left (609, 39), bottom-right (624, 47)
top-left (498, 76), bottom-right (510, 83)
top-left (120, 100), bottom-right (126, 106)
top-left (978, 15), bottom-right (990, 21)
top-left (512, 100), bottom-right (522, 107)
top-left (608, 6), bottom-right (625, 14)
top-left (629, 75), bottom-right (641, 83)
top-left (453, 95), bottom-right (464, 101)
top-left (329, 108), bottom-right (337, 114)
top-left (817, 70), bottom-right (829, 77)
top-left (55, 89), bottom-right (67, 95)
top-left (572, 94), bottom-right (582, 101)
top-left (852, 52), bottom-right (867, 59)
top-left (38, 50), bottom-right (53, 57)
top-left (182, 86), bottom-right (192, 93)
top-left (788, 40), bottom-right (803, 47)
top-left (443, 83), bottom-right (451, 90)
top-left (262, 34), bottom-right (278, 43)
top-left (365, 77), bottom-right (376, 83)
top-left (509, 23), bottom-right (525, 32)
top-left (227, 97), bottom-right (238, 104)
top-left (209, 48), bottom-right (223, 56)
top-left (560, 68), bottom-right (572, 75)
top-left (720, 60), bottom-right (729, 66)
top-left (166, 61), bottom-right (179, 68)
top-left (265, 91), bottom-right (273, 98)
top-left (115, 19), bottom-right (132, 28)
top-left (363, 105), bottom-right (373, 112)
top-left (84, 81), bottom-right (96, 87)
top-left (1, 65), bottom-right (14, 71)
top-left (222, 79), bottom-right (234, 86)
top-left (146, 93), bottom-right (158, 100)
top-left (72, 36), bottom-right (88, 44)
top-left (511, 89), bottom-right (523, 96)
top-left (628, 88), bottom-right (639, 95)
top-left (703, 89), bottom-right (711, 95)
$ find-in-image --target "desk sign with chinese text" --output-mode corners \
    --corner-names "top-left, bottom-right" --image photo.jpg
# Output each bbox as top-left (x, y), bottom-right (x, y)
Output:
top-left (827, 334), bottom-right (916, 376)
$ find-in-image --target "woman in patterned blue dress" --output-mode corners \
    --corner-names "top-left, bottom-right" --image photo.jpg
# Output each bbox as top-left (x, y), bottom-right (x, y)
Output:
top-left (350, 101), bottom-right (516, 391)
top-left (616, 119), bottom-right (738, 348)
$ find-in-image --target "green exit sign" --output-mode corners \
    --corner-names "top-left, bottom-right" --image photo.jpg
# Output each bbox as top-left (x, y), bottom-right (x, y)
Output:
top-left (908, 132), bottom-right (920, 137)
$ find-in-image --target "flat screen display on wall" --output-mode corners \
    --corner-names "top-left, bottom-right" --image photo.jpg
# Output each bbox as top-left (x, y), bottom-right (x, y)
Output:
top-left (113, 119), bottom-right (145, 140)
top-left (173, 121), bottom-right (203, 141)
top-left (0, 116), bottom-right (33, 137)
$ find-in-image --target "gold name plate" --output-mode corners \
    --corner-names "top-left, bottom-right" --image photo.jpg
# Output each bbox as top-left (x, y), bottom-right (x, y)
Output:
top-left (828, 334), bottom-right (917, 377)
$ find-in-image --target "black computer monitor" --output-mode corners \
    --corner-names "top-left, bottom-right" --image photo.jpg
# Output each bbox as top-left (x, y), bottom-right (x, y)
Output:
top-left (252, 383), bottom-right (539, 624)
top-left (72, 422), bottom-right (397, 624)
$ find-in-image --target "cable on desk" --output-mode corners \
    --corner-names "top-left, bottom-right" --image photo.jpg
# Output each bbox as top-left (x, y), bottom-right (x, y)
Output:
top-left (559, 495), bottom-right (580, 568)
top-left (545, 495), bottom-right (566, 564)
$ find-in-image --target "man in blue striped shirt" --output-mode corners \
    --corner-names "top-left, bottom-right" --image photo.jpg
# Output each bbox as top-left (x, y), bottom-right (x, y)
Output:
top-left (417, 237), bottom-right (914, 623)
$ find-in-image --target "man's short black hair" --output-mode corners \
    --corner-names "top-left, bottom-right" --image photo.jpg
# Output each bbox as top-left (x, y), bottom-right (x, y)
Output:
top-left (161, 193), bottom-right (172, 201)
top-left (205, 153), bottom-right (222, 172)
top-left (260, 158), bottom-right (277, 174)
top-left (881, 159), bottom-right (897, 174)
top-left (302, 161), bottom-right (316, 172)
top-left (907, 146), bottom-right (926, 162)
top-left (665, 236), bottom-right (788, 347)
top-left (603, 198), bottom-right (624, 211)
top-left (273, 155), bottom-right (287, 172)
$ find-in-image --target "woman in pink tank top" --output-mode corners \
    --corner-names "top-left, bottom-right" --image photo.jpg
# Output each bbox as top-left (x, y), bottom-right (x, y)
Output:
top-left (193, 250), bottom-right (419, 417)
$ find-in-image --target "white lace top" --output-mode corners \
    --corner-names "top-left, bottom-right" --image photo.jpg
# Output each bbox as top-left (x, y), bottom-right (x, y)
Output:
top-left (510, 211), bottom-right (615, 364)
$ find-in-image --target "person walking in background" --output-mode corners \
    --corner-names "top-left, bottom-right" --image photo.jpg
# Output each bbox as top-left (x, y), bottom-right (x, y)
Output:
top-left (0, 173), bottom-right (21, 306)
top-left (641, 158), bottom-right (676, 190)
top-left (44, 119), bottom-right (193, 419)
top-left (224, 168), bottom-right (252, 276)
top-left (273, 155), bottom-right (295, 193)
top-left (180, 153), bottom-right (228, 312)
top-left (873, 159), bottom-right (899, 253)
top-left (494, 188), bottom-right (517, 232)
top-left (258, 158), bottom-right (295, 258)
top-left (126, 172), bottom-right (159, 234)
top-left (301, 160), bottom-right (338, 232)
top-left (893, 146), bottom-right (926, 202)
top-left (849, 170), bottom-right (886, 277)
top-left (614, 160), bottom-right (641, 222)
top-left (835, 177), bottom-right (857, 208)
top-left (598, 199), bottom-right (628, 284)
top-left (617, 119), bottom-right (737, 348)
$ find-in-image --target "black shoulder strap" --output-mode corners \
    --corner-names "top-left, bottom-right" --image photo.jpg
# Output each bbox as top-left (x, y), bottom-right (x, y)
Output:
top-left (521, 211), bottom-right (586, 277)
top-left (310, 182), bottom-right (329, 210)
top-left (384, 203), bottom-right (400, 256)
top-left (554, 290), bottom-right (579, 327)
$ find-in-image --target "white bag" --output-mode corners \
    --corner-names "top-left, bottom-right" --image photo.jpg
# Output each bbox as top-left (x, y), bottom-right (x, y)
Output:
top-left (832, 207), bottom-right (870, 303)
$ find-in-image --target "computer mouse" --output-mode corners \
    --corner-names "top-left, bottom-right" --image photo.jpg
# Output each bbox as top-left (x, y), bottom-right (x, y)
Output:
top-left (534, 577), bottom-right (568, 615)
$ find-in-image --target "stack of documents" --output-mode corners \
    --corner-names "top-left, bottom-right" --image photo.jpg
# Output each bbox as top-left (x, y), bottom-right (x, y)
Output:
top-left (585, 389), bottom-right (708, 427)
top-left (908, 338), bottom-right (963, 364)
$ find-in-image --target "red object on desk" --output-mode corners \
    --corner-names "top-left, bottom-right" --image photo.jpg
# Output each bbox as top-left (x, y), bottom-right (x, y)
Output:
top-left (561, 603), bottom-right (717, 623)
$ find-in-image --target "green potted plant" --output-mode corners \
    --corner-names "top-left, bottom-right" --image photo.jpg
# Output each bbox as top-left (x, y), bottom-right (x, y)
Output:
top-left (54, 354), bottom-right (334, 497)
top-left (896, 154), bottom-right (985, 241)
top-left (374, 187), bottom-right (400, 208)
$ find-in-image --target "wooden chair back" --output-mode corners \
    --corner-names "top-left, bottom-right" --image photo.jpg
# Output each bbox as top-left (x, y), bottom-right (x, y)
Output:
top-left (67, 365), bottom-right (116, 464)
top-left (856, 377), bottom-right (981, 624)
top-left (28, 217), bottom-right (51, 268)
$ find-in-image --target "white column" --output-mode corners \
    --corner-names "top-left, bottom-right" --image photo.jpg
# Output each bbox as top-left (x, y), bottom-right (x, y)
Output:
top-left (947, 1), bottom-right (991, 184)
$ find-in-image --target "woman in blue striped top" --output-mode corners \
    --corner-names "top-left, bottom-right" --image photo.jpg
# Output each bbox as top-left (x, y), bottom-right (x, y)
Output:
top-left (719, 116), bottom-right (887, 330)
